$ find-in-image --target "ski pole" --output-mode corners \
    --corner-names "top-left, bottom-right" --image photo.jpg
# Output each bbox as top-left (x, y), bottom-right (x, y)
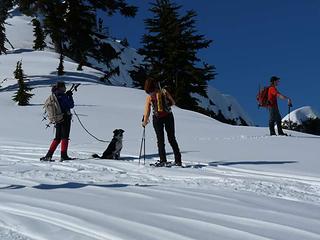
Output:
top-left (143, 127), bottom-right (146, 165)
top-left (139, 116), bottom-right (146, 165)
top-left (288, 103), bottom-right (292, 130)
top-left (69, 83), bottom-right (81, 92)
top-left (138, 127), bottom-right (145, 165)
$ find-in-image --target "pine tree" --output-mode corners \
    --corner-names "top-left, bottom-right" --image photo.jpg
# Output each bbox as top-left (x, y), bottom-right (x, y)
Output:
top-left (0, 0), bottom-right (13, 54)
top-left (18, 0), bottom-right (137, 70)
top-left (138, 0), bottom-right (215, 111)
top-left (98, 18), bottom-right (104, 33)
top-left (129, 65), bottom-right (148, 88)
top-left (64, 0), bottom-right (94, 68)
top-left (120, 37), bottom-right (129, 47)
top-left (57, 53), bottom-right (65, 76)
top-left (0, 18), bottom-right (7, 54)
top-left (12, 61), bottom-right (34, 106)
top-left (18, 0), bottom-right (37, 13)
top-left (41, 1), bottom-right (66, 54)
top-left (32, 18), bottom-right (46, 50)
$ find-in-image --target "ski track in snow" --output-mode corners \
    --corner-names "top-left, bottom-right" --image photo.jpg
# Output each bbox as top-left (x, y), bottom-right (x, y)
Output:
top-left (0, 227), bottom-right (33, 240)
top-left (1, 142), bottom-right (320, 240)
top-left (1, 144), bottom-right (320, 203)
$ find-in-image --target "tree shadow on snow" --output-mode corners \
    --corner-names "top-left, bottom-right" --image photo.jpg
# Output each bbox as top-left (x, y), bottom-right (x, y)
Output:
top-left (0, 183), bottom-right (156, 191)
top-left (0, 184), bottom-right (26, 190)
top-left (184, 160), bottom-right (297, 169)
top-left (291, 135), bottom-right (320, 139)
top-left (0, 71), bottom-right (103, 93)
top-left (32, 182), bottom-right (155, 190)
top-left (209, 160), bottom-right (297, 167)
top-left (7, 49), bottom-right (34, 54)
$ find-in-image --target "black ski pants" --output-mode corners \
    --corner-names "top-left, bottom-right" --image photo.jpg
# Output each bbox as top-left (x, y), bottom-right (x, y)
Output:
top-left (153, 112), bottom-right (181, 163)
top-left (55, 114), bottom-right (72, 140)
top-left (269, 107), bottom-right (285, 135)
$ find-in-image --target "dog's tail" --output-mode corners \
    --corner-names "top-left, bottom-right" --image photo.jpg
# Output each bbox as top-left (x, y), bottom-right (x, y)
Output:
top-left (92, 153), bottom-right (102, 159)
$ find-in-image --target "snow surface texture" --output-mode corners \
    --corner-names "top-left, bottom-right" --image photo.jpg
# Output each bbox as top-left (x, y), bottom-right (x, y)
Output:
top-left (282, 106), bottom-right (320, 125)
top-left (0, 8), bottom-right (319, 240)
top-left (4, 7), bottom-right (253, 126)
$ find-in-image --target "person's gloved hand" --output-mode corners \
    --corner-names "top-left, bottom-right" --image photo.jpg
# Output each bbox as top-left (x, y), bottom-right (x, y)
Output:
top-left (66, 90), bottom-right (73, 96)
top-left (142, 119), bottom-right (149, 127)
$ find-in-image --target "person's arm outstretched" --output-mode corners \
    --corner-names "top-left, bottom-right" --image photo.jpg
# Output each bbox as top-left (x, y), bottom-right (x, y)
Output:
top-left (277, 92), bottom-right (292, 106)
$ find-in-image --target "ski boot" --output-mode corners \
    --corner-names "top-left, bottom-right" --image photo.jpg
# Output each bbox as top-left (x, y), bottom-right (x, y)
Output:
top-left (40, 151), bottom-right (54, 162)
top-left (60, 152), bottom-right (75, 162)
top-left (40, 155), bottom-right (53, 162)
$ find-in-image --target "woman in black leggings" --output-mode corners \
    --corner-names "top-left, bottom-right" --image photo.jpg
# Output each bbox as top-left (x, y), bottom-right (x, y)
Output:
top-left (142, 78), bottom-right (182, 167)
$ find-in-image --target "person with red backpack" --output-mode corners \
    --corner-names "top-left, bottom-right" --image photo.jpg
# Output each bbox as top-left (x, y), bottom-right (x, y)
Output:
top-left (142, 77), bottom-right (182, 167)
top-left (268, 76), bottom-right (292, 136)
top-left (40, 81), bottom-right (74, 161)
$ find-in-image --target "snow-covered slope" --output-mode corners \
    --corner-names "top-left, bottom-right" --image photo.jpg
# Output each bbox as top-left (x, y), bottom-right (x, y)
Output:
top-left (5, 7), bottom-right (144, 88)
top-left (5, 8), bottom-right (34, 50)
top-left (1, 8), bottom-right (319, 240)
top-left (195, 87), bottom-right (254, 125)
top-left (1, 45), bottom-right (320, 240)
top-left (282, 106), bottom-right (320, 124)
top-left (4, 7), bottom-right (254, 126)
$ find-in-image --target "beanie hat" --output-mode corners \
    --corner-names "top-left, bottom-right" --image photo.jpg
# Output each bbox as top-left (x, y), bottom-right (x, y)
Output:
top-left (270, 76), bottom-right (280, 82)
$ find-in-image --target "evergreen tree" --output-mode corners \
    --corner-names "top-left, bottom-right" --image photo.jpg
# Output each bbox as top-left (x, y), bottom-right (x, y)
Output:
top-left (32, 18), bottom-right (46, 50)
top-left (17, 0), bottom-right (37, 13)
top-left (64, 0), bottom-right (94, 69)
top-left (120, 37), bottom-right (129, 47)
top-left (98, 18), bottom-right (104, 33)
top-left (129, 65), bottom-right (148, 88)
top-left (89, 0), bottom-right (137, 17)
top-left (91, 41), bottom-right (120, 68)
top-left (0, 17), bottom-right (7, 54)
top-left (12, 61), bottom-right (34, 106)
top-left (18, 0), bottom-right (137, 70)
top-left (57, 53), bottom-right (65, 76)
top-left (138, 0), bottom-right (215, 111)
top-left (0, 0), bottom-right (13, 54)
top-left (41, 1), bottom-right (66, 54)
top-left (282, 117), bottom-right (320, 135)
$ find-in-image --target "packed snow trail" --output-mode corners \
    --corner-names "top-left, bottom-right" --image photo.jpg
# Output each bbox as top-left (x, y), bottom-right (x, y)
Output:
top-left (0, 141), bottom-right (320, 240)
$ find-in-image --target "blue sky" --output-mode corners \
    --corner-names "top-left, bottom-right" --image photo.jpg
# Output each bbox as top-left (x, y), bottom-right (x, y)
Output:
top-left (104, 0), bottom-right (320, 126)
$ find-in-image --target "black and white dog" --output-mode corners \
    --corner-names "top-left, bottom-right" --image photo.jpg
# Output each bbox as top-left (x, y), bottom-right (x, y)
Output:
top-left (92, 129), bottom-right (124, 160)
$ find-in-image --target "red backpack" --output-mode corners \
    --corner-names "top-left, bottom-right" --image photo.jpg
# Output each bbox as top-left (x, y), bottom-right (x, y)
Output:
top-left (256, 87), bottom-right (270, 108)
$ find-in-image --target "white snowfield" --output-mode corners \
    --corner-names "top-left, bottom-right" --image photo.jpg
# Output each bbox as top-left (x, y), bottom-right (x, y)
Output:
top-left (0, 50), bottom-right (320, 240)
top-left (0, 7), bottom-right (319, 240)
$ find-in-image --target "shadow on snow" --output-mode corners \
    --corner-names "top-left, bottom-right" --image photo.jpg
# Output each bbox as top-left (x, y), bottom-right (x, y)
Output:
top-left (184, 160), bottom-right (297, 169)
top-left (0, 182), bottom-right (155, 190)
top-left (0, 71), bottom-right (104, 92)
